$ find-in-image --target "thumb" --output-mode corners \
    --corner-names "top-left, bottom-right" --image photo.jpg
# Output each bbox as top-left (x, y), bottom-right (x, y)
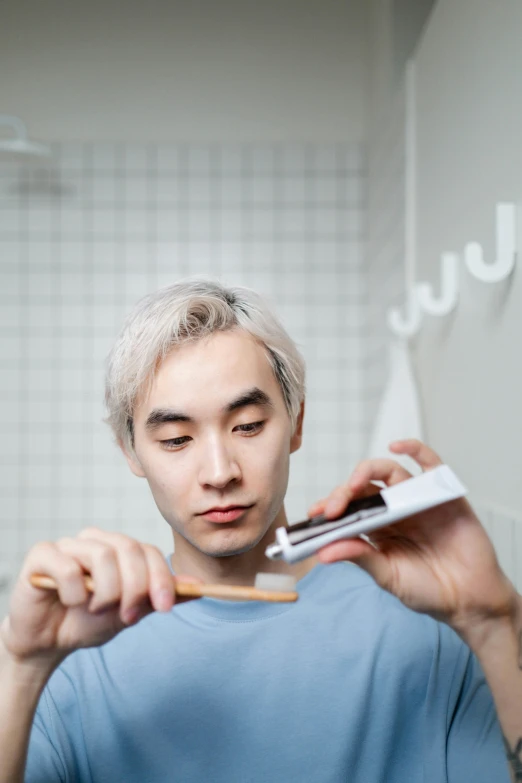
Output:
top-left (317, 538), bottom-right (393, 591)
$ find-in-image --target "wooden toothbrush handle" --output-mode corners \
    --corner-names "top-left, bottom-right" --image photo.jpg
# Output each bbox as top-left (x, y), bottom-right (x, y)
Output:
top-left (29, 574), bottom-right (298, 604)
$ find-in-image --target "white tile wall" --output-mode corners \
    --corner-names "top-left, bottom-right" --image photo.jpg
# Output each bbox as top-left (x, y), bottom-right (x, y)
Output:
top-left (0, 142), bottom-right (366, 614)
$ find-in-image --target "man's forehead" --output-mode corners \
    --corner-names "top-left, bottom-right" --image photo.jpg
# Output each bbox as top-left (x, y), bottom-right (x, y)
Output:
top-left (136, 332), bottom-right (283, 419)
top-left (155, 332), bottom-right (274, 385)
top-left (167, 329), bottom-right (264, 362)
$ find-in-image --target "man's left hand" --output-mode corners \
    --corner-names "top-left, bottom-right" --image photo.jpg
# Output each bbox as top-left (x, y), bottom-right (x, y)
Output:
top-left (311, 439), bottom-right (517, 647)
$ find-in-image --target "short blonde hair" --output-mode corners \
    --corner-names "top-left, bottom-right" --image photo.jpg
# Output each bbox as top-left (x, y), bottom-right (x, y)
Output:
top-left (104, 277), bottom-right (306, 453)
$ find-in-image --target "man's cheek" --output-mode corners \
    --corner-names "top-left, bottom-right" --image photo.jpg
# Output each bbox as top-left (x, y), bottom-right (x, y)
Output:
top-left (252, 433), bottom-right (288, 471)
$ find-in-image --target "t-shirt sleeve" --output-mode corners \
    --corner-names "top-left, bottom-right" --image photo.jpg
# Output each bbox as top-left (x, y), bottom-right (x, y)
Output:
top-left (24, 692), bottom-right (67, 783)
top-left (446, 646), bottom-right (510, 783)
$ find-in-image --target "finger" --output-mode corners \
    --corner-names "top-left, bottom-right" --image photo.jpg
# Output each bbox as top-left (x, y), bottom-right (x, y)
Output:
top-left (141, 545), bottom-right (177, 612)
top-left (348, 458), bottom-right (412, 494)
top-left (55, 538), bottom-right (121, 613)
top-left (77, 528), bottom-right (149, 624)
top-left (307, 497), bottom-right (328, 518)
top-left (388, 439), bottom-right (443, 471)
top-left (317, 537), bottom-right (392, 590)
top-left (321, 486), bottom-right (354, 520)
top-left (322, 479), bottom-right (385, 520)
top-left (22, 542), bottom-right (89, 607)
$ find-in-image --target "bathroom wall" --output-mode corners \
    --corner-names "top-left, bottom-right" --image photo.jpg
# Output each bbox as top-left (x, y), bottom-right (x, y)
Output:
top-left (365, 0), bottom-right (522, 586)
top-left (1, 0), bottom-right (367, 144)
top-left (0, 0), bottom-right (370, 612)
top-left (414, 0), bottom-right (522, 515)
top-left (0, 142), bottom-right (366, 614)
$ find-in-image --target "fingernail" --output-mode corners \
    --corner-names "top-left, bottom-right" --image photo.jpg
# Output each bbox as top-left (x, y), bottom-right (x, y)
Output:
top-left (123, 607), bottom-right (140, 625)
top-left (155, 588), bottom-right (173, 612)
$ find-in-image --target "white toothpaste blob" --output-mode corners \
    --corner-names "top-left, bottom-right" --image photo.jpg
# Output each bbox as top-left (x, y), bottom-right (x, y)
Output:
top-left (254, 572), bottom-right (297, 592)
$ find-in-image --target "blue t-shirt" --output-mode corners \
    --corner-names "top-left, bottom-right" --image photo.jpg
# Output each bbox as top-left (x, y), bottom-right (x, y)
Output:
top-left (26, 562), bottom-right (508, 782)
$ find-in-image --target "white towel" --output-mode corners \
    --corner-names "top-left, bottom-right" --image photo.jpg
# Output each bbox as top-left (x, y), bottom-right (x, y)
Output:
top-left (367, 339), bottom-right (424, 476)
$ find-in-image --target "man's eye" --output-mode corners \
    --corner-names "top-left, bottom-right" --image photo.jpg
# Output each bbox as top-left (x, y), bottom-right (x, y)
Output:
top-left (160, 436), bottom-right (191, 450)
top-left (235, 421), bottom-right (265, 435)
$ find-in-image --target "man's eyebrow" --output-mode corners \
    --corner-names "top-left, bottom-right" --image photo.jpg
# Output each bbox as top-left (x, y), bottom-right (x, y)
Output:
top-left (225, 387), bottom-right (274, 414)
top-left (144, 388), bottom-right (274, 432)
top-left (145, 409), bottom-right (193, 431)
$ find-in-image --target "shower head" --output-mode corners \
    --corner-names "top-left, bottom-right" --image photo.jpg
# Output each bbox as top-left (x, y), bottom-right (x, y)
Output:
top-left (0, 115), bottom-right (51, 161)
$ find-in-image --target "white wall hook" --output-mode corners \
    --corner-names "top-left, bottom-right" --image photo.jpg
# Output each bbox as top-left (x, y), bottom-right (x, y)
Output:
top-left (387, 287), bottom-right (423, 338)
top-left (464, 202), bottom-right (517, 283)
top-left (417, 252), bottom-right (460, 316)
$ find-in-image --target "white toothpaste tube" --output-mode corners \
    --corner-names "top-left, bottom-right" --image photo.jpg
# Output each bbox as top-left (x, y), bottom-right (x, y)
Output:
top-left (265, 465), bottom-right (467, 564)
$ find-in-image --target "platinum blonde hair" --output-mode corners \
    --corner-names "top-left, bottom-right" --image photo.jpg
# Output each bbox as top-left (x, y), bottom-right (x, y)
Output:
top-left (104, 277), bottom-right (306, 453)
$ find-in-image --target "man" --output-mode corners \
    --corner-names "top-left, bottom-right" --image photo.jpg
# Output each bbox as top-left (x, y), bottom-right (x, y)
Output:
top-left (0, 278), bottom-right (519, 782)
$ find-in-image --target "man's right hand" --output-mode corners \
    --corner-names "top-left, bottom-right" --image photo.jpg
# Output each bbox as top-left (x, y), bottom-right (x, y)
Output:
top-left (0, 527), bottom-right (186, 671)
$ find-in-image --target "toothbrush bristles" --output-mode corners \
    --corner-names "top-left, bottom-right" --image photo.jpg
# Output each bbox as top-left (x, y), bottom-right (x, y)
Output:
top-left (254, 572), bottom-right (297, 592)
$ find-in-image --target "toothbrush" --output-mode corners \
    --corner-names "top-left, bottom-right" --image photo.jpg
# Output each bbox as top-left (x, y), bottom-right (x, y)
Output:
top-left (29, 572), bottom-right (298, 604)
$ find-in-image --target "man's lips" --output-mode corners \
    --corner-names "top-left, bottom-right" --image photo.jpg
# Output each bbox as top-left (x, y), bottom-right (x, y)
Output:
top-left (198, 505), bottom-right (253, 523)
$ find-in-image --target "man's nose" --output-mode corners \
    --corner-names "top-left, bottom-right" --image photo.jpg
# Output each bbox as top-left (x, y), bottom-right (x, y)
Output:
top-left (198, 437), bottom-right (241, 489)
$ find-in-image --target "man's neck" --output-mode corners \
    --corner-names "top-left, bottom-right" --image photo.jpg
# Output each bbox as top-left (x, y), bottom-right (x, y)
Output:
top-left (169, 522), bottom-right (315, 587)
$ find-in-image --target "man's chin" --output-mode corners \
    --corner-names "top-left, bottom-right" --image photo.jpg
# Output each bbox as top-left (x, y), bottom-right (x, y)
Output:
top-left (201, 538), bottom-right (258, 559)
top-left (195, 526), bottom-right (269, 559)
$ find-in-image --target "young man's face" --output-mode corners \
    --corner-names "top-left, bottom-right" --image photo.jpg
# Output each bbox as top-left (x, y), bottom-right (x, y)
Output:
top-left (124, 329), bottom-right (303, 559)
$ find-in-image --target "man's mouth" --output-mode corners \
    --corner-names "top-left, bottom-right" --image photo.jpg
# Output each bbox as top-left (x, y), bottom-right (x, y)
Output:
top-left (198, 505), bottom-right (254, 523)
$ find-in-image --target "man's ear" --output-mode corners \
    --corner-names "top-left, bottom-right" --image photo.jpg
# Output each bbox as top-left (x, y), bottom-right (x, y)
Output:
top-left (290, 400), bottom-right (305, 454)
top-left (118, 439), bottom-right (146, 478)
